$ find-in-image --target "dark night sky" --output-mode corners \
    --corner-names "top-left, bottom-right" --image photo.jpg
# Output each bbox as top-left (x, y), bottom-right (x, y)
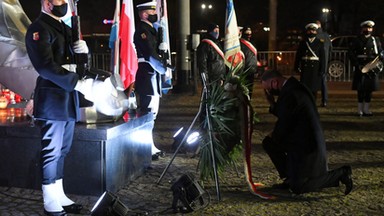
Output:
top-left (18, 0), bottom-right (384, 48)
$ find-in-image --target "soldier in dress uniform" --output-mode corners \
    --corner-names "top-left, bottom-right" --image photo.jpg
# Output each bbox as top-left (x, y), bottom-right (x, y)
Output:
top-left (26, 0), bottom-right (94, 215)
top-left (294, 23), bottom-right (326, 100)
top-left (349, 20), bottom-right (383, 117)
top-left (239, 26), bottom-right (258, 98)
top-left (134, 1), bottom-right (167, 159)
top-left (197, 23), bottom-right (226, 84)
top-left (315, 20), bottom-right (332, 107)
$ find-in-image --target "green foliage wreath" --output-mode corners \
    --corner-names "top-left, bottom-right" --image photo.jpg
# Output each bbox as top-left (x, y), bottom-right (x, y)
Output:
top-left (198, 67), bottom-right (256, 180)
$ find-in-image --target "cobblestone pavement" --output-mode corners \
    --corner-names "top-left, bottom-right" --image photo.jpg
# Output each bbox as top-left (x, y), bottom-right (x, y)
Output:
top-left (1, 81), bottom-right (384, 216)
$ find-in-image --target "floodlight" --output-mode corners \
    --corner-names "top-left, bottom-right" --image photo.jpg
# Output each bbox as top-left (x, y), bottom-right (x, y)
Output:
top-left (171, 127), bottom-right (200, 152)
top-left (91, 191), bottom-right (130, 216)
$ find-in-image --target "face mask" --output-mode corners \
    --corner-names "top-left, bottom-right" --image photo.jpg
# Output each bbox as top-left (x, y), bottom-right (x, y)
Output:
top-left (51, 3), bottom-right (68, 18)
top-left (307, 33), bottom-right (317, 38)
top-left (210, 31), bottom-right (219, 40)
top-left (147, 14), bottom-right (158, 23)
top-left (363, 30), bottom-right (372, 36)
top-left (243, 33), bottom-right (251, 40)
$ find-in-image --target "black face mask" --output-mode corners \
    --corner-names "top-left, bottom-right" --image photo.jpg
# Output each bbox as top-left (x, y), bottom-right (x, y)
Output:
top-left (307, 33), bottom-right (317, 38)
top-left (148, 14), bottom-right (158, 23)
top-left (363, 30), bottom-right (372, 36)
top-left (242, 33), bottom-right (252, 40)
top-left (51, 3), bottom-right (68, 18)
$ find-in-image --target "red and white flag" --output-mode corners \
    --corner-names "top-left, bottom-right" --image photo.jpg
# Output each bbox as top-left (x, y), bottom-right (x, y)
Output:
top-left (224, 0), bottom-right (243, 70)
top-left (119, 0), bottom-right (138, 89)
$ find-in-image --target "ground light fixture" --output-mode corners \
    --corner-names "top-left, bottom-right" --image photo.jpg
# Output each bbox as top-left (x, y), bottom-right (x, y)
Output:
top-left (171, 127), bottom-right (200, 152)
top-left (91, 191), bottom-right (130, 216)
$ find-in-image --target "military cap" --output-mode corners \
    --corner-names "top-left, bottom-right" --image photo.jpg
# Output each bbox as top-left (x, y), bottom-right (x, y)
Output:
top-left (207, 23), bottom-right (219, 32)
top-left (360, 20), bottom-right (375, 27)
top-left (137, 1), bottom-right (157, 11)
top-left (243, 26), bottom-right (252, 34)
top-left (305, 23), bottom-right (319, 30)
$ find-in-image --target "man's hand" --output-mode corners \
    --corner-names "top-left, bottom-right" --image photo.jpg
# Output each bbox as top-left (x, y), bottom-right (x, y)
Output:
top-left (264, 89), bottom-right (275, 106)
top-left (73, 40), bottom-right (89, 54)
top-left (74, 78), bottom-right (94, 101)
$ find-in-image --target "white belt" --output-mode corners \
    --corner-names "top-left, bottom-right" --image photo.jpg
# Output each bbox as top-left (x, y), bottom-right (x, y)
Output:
top-left (138, 58), bottom-right (147, 63)
top-left (302, 56), bottom-right (319, 61)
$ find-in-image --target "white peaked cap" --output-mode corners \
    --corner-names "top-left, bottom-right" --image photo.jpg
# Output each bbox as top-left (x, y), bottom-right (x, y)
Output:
top-left (305, 23), bottom-right (319, 30)
top-left (137, 1), bottom-right (157, 11)
top-left (360, 20), bottom-right (375, 27)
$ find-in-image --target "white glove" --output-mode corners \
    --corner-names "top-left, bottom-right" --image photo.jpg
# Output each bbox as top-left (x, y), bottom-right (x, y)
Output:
top-left (61, 64), bottom-right (77, 73)
top-left (92, 78), bottom-right (125, 116)
top-left (74, 78), bottom-right (94, 102)
top-left (73, 40), bottom-right (89, 54)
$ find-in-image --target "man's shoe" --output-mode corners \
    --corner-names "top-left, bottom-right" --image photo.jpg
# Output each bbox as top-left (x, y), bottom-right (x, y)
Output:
top-left (362, 112), bottom-right (373, 117)
top-left (44, 209), bottom-right (67, 216)
top-left (62, 203), bottom-right (83, 214)
top-left (157, 151), bottom-right (166, 157)
top-left (340, 165), bottom-right (353, 195)
top-left (272, 178), bottom-right (290, 190)
top-left (357, 112), bottom-right (363, 117)
top-left (152, 154), bottom-right (159, 161)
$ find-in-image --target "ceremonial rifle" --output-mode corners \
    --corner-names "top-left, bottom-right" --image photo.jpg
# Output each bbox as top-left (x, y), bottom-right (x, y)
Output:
top-left (68, 0), bottom-right (88, 78)
top-left (68, 0), bottom-right (111, 80)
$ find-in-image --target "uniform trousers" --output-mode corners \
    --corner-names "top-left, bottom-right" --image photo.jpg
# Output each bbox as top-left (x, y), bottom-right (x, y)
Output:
top-left (137, 94), bottom-right (160, 119)
top-left (262, 137), bottom-right (344, 194)
top-left (321, 74), bottom-right (328, 104)
top-left (38, 120), bottom-right (75, 185)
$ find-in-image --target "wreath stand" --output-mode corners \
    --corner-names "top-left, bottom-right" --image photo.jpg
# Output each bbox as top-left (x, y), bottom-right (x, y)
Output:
top-left (157, 73), bottom-right (221, 201)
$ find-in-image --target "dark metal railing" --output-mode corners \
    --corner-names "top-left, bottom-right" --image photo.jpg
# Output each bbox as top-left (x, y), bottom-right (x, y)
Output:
top-left (90, 51), bottom-right (383, 82)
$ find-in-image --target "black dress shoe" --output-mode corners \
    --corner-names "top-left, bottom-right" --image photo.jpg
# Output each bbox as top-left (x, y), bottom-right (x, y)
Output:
top-left (362, 112), bottom-right (373, 117)
top-left (44, 209), bottom-right (67, 216)
top-left (340, 165), bottom-right (353, 195)
top-left (63, 203), bottom-right (83, 214)
top-left (156, 151), bottom-right (166, 157)
top-left (152, 154), bottom-right (159, 161)
top-left (272, 182), bottom-right (290, 190)
top-left (357, 112), bottom-right (363, 117)
top-left (272, 178), bottom-right (290, 190)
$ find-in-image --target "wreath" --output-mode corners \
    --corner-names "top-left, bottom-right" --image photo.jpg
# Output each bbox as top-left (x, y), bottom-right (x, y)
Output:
top-left (198, 66), bottom-right (274, 199)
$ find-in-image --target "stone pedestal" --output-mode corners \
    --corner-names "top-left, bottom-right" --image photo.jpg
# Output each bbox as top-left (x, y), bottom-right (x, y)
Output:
top-left (0, 108), bottom-right (153, 196)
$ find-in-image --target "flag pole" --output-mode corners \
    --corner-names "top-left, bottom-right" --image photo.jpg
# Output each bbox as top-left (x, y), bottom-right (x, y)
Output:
top-left (114, 0), bottom-right (120, 77)
top-left (111, 0), bottom-right (125, 91)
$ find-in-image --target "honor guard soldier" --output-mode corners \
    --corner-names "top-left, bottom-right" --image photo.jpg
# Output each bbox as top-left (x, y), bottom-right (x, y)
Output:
top-left (196, 23), bottom-right (226, 129)
top-left (294, 23), bottom-right (326, 100)
top-left (239, 26), bottom-right (258, 98)
top-left (315, 20), bottom-right (332, 107)
top-left (25, 0), bottom-right (96, 215)
top-left (197, 23), bottom-right (226, 84)
top-left (134, 1), bottom-right (167, 159)
top-left (349, 20), bottom-right (383, 116)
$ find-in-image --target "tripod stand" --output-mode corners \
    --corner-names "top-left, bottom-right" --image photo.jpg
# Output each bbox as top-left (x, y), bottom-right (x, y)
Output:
top-left (157, 73), bottom-right (221, 201)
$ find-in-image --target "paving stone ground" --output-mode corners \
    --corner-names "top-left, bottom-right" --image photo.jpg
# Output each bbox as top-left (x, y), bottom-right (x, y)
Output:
top-left (1, 81), bottom-right (384, 216)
